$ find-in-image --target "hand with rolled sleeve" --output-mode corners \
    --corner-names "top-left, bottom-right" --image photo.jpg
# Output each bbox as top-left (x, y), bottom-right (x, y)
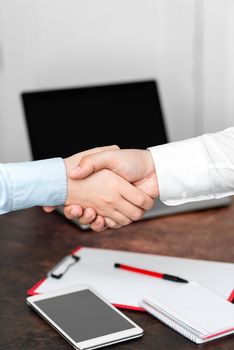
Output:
top-left (0, 145), bottom-right (154, 225)
top-left (65, 127), bottom-right (234, 231)
top-left (0, 147), bottom-right (106, 214)
top-left (0, 145), bottom-right (118, 215)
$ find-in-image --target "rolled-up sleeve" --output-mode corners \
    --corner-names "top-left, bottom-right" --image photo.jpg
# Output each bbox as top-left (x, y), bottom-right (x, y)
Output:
top-left (0, 158), bottom-right (67, 214)
top-left (148, 127), bottom-right (234, 205)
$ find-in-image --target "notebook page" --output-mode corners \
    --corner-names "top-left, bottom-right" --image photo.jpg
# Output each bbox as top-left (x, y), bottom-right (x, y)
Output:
top-left (140, 299), bottom-right (205, 343)
top-left (141, 282), bottom-right (234, 337)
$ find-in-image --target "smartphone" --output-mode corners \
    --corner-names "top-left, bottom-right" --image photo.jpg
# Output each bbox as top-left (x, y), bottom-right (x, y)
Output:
top-left (26, 285), bottom-right (143, 349)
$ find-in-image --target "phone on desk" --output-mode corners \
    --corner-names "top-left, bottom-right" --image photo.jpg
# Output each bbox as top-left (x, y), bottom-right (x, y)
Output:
top-left (26, 285), bottom-right (143, 350)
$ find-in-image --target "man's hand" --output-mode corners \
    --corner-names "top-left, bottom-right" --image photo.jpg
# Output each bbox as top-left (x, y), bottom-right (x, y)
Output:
top-left (65, 168), bottom-right (154, 226)
top-left (42, 145), bottom-right (119, 216)
top-left (65, 149), bottom-right (159, 231)
top-left (70, 149), bottom-right (158, 197)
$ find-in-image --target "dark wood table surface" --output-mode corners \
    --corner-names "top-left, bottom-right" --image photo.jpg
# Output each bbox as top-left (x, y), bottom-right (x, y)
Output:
top-left (0, 200), bottom-right (234, 350)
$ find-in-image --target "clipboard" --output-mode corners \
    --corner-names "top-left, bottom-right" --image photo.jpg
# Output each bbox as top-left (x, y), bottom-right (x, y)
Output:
top-left (27, 246), bottom-right (234, 311)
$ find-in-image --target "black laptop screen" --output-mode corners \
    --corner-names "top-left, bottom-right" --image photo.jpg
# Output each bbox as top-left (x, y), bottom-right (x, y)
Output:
top-left (21, 80), bottom-right (168, 160)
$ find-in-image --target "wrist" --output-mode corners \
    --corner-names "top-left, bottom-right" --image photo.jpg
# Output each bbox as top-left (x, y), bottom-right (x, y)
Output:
top-left (145, 149), bottom-right (160, 198)
top-left (64, 157), bottom-right (78, 205)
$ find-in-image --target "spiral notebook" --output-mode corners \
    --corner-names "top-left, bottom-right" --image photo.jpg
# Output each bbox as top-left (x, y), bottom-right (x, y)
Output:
top-left (139, 282), bottom-right (234, 344)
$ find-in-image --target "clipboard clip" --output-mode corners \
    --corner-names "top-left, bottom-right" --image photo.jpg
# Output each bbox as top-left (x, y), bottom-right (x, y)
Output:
top-left (48, 255), bottom-right (80, 279)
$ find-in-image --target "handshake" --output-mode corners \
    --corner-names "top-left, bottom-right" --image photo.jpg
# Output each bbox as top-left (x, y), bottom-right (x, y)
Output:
top-left (43, 145), bottom-right (159, 232)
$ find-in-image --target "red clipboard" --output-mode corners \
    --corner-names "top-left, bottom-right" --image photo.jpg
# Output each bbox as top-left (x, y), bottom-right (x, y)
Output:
top-left (27, 246), bottom-right (234, 310)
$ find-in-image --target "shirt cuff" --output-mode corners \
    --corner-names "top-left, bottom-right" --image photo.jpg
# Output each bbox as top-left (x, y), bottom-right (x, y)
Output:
top-left (148, 137), bottom-right (213, 206)
top-left (5, 158), bottom-right (67, 211)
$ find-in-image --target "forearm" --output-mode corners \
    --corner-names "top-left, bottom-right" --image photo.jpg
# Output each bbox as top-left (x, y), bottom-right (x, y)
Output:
top-left (0, 158), bottom-right (67, 214)
top-left (149, 127), bottom-right (234, 205)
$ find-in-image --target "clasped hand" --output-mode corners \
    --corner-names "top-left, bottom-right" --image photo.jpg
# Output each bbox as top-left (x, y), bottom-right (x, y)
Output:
top-left (43, 145), bottom-right (159, 232)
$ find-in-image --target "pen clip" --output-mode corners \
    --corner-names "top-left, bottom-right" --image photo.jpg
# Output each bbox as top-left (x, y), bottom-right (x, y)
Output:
top-left (48, 255), bottom-right (80, 279)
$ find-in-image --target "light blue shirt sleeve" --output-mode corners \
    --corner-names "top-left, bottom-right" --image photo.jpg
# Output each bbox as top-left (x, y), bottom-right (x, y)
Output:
top-left (0, 158), bottom-right (67, 214)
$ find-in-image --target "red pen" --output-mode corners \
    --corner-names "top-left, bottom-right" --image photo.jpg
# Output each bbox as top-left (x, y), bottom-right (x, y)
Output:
top-left (114, 263), bottom-right (188, 283)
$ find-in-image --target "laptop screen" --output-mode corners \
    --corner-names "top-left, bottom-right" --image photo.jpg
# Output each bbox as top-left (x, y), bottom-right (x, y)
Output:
top-left (21, 80), bottom-right (168, 160)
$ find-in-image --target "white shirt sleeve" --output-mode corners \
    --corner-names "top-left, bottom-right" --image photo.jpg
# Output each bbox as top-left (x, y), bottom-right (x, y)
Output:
top-left (0, 158), bottom-right (67, 214)
top-left (148, 127), bottom-right (234, 205)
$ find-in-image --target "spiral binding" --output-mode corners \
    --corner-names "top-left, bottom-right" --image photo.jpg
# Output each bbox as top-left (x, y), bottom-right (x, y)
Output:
top-left (140, 299), bottom-right (204, 344)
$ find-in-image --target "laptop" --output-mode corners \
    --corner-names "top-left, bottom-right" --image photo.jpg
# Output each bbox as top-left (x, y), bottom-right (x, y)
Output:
top-left (21, 80), bottom-right (230, 229)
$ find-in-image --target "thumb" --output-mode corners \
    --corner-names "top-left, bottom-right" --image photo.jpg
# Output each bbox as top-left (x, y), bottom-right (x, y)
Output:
top-left (70, 150), bottom-right (115, 179)
top-left (42, 206), bottom-right (56, 213)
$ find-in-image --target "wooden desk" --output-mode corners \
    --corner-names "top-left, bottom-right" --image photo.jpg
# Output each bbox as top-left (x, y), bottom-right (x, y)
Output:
top-left (0, 201), bottom-right (234, 350)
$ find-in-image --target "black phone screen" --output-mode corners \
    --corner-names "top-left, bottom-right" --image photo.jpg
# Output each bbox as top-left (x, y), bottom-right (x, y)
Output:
top-left (34, 289), bottom-right (134, 342)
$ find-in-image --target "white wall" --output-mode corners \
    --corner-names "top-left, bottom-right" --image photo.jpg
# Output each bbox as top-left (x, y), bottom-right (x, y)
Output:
top-left (202, 0), bottom-right (234, 133)
top-left (2, 1), bottom-right (233, 163)
top-left (0, 0), bottom-right (195, 162)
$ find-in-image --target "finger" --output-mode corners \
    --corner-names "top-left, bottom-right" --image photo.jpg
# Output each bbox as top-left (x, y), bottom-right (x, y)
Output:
top-left (120, 181), bottom-right (154, 211)
top-left (89, 144), bottom-right (119, 152)
top-left (90, 215), bottom-right (108, 232)
top-left (65, 145), bottom-right (120, 173)
top-left (113, 197), bottom-right (143, 222)
top-left (43, 206), bottom-right (56, 213)
top-left (104, 207), bottom-right (132, 226)
top-left (79, 208), bottom-right (97, 225)
top-left (105, 217), bottom-right (122, 229)
top-left (70, 150), bottom-right (119, 179)
top-left (97, 191), bottom-right (142, 225)
top-left (64, 205), bottom-right (83, 219)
